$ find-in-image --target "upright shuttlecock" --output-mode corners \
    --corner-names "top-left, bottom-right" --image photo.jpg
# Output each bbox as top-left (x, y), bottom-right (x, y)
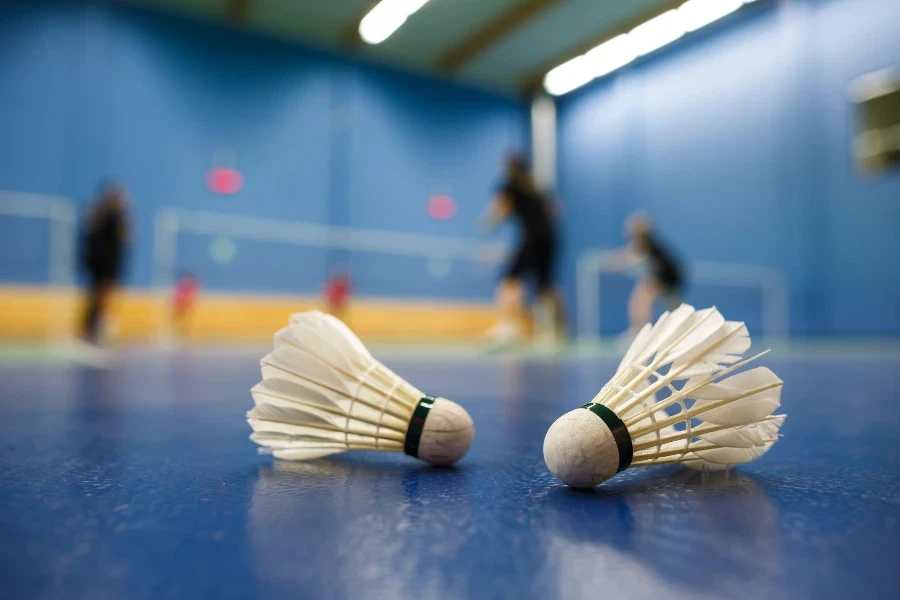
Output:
top-left (248, 311), bottom-right (475, 466)
top-left (544, 305), bottom-right (786, 488)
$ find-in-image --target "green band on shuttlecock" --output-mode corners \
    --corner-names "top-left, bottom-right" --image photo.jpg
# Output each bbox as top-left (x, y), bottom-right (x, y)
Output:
top-left (581, 403), bottom-right (633, 473)
top-left (404, 396), bottom-right (436, 458)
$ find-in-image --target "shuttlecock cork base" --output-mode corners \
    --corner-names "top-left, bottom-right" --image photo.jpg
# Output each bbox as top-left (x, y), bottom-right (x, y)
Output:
top-left (403, 396), bottom-right (474, 466)
top-left (543, 404), bottom-right (634, 488)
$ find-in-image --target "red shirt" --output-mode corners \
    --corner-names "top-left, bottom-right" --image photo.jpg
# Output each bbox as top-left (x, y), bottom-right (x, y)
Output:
top-left (174, 279), bottom-right (199, 309)
top-left (325, 276), bottom-right (351, 306)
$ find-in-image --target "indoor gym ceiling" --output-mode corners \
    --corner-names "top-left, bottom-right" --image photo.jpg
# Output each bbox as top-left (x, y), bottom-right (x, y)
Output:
top-left (121, 0), bottom-right (679, 95)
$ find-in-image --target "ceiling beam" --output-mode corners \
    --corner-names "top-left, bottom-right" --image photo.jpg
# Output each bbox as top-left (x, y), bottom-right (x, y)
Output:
top-left (340, 0), bottom-right (383, 50)
top-left (436, 0), bottom-right (561, 74)
top-left (224, 0), bottom-right (255, 25)
top-left (519, 0), bottom-right (686, 94)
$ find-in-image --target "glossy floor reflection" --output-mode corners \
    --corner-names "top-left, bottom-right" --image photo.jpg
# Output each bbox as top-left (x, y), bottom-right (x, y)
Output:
top-left (0, 349), bottom-right (898, 599)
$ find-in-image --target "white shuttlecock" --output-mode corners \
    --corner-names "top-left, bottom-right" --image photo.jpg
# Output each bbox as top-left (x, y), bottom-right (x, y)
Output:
top-left (248, 311), bottom-right (475, 466)
top-left (544, 304), bottom-right (786, 488)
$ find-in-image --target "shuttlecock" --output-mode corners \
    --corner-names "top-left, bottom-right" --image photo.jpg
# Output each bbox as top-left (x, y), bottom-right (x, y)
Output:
top-left (544, 304), bottom-right (786, 488)
top-left (248, 311), bottom-right (475, 466)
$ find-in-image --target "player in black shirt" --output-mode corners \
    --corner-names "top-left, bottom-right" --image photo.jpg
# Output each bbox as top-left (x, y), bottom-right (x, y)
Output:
top-left (81, 183), bottom-right (130, 344)
top-left (482, 154), bottom-right (563, 343)
top-left (608, 212), bottom-right (683, 335)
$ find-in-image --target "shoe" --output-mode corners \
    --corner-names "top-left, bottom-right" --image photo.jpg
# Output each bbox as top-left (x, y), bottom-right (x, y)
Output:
top-left (484, 321), bottom-right (522, 350)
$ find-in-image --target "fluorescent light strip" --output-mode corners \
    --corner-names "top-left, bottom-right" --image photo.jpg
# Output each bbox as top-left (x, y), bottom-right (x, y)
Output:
top-left (359, 0), bottom-right (431, 45)
top-left (679, 0), bottom-right (743, 32)
top-left (629, 9), bottom-right (685, 56)
top-left (544, 56), bottom-right (595, 96)
top-left (585, 34), bottom-right (637, 78)
top-left (544, 0), bottom-right (759, 96)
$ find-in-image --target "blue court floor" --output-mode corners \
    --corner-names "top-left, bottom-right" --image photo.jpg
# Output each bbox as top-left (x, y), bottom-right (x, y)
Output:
top-left (0, 346), bottom-right (898, 599)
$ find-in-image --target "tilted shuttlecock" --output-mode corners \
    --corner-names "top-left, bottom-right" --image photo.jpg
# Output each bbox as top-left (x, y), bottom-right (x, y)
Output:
top-left (248, 311), bottom-right (475, 466)
top-left (544, 304), bottom-right (786, 488)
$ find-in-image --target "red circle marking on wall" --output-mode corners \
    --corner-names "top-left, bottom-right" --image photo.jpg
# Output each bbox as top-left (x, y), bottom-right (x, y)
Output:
top-left (207, 168), bottom-right (244, 195)
top-left (428, 195), bottom-right (456, 220)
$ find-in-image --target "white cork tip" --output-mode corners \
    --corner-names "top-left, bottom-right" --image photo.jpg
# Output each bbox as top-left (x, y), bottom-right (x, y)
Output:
top-left (543, 408), bottom-right (622, 488)
top-left (417, 398), bottom-right (475, 466)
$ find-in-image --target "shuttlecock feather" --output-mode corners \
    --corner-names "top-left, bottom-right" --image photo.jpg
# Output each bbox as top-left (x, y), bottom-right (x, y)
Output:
top-left (248, 311), bottom-right (474, 465)
top-left (543, 304), bottom-right (786, 487)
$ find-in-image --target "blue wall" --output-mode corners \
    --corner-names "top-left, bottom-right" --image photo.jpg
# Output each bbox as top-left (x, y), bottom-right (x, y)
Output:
top-left (0, 0), bottom-right (527, 300)
top-left (557, 0), bottom-right (900, 336)
top-left (4, 0), bottom-right (898, 335)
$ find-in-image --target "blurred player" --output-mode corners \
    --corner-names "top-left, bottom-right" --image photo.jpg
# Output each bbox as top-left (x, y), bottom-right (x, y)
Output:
top-left (80, 183), bottom-right (130, 345)
top-left (481, 154), bottom-right (564, 344)
top-left (323, 267), bottom-right (352, 322)
top-left (172, 272), bottom-right (200, 338)
top-left (606, 212), bottom-right (683, 336)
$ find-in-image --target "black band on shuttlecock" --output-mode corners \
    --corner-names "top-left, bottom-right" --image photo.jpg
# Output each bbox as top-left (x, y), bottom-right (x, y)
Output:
top-left (404, 396), bottom-right (436, 458)
top-left (581, 403), bottom-right (633, 473)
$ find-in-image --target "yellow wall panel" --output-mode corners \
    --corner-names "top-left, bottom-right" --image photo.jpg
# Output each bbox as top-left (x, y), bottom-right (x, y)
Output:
top-left (0, 286), bottom-right (500, 342)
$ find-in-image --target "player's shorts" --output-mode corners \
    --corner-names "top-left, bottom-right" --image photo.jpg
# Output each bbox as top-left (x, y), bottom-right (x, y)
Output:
top-left (505, 236), bottom-right (557, 291)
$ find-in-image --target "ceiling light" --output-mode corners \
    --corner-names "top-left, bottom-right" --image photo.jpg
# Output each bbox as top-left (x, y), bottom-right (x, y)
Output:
top-left (678, 0), bottom-right (743, 32)
top-left (585, 34), bottom-right (637, 77)
top-left (544, 56), bottom-right (595, 96)
top-left (628, 9), bottom-right (686, 56)
top-left (359, 0), bottom-right (431, 45)
top-left (542, 1), bottom-right (762, 96)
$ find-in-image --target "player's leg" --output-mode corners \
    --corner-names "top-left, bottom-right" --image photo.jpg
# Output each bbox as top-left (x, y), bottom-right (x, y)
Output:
top-left (628, 278), bottom-right (661, 333)
top-left (83, 274), bottom-right (103, 343)
top-left (95, 279), bottom-right (115, 343)
top-left (488, 243), bottom-right (530, 342)
top-left (498, 278), bottom-right (524, 320)
top-left (662, 284), bottom-right (683, 310)
top-left (535, 239), bottom-right (564, 342)
top-left (173, 302), bottom-right (187, 337)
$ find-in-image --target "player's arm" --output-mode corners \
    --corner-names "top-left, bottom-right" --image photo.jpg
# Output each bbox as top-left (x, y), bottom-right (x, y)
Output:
top-left (602, 243), bottom-right (645, 271)
top-left (479, 194), bottom-right (512, 233)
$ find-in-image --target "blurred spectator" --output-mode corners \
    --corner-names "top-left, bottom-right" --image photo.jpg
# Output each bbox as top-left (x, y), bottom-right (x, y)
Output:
top-left (80, 183), bottom-right (130, 344)
top-left (324, 267), bottom-right (352, 322)
top-left (173, 272), bottom-right (200, 338)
